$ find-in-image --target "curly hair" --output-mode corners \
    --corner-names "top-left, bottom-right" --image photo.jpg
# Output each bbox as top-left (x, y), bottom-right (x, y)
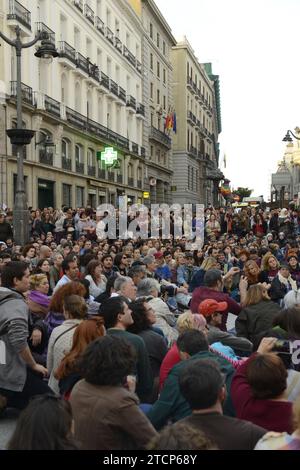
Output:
top-left (30, 273), bottom-right (48, 290)
top-left (127, 298), bottom-right (152, 334)
top-left (49, 282), bottom-right (86, 313)
top-left (147, 422), bottom-right (217, 450)
top-left (55, 316), bottom-right (105, 380)
top-left (78, 336), bottom-right (136, 386)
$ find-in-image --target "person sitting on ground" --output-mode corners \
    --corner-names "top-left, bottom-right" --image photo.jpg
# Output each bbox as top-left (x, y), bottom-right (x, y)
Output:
top-left (178, 359), bottom-right (266, 450)
top-left (54, 316), bottom-right (106, 398)
top-left (147, 330), bottom-right (235, 430)
top-left (231, 337), bottom-right (293, 433)
top-left (99, 296), bottom-right (153, 402)
top-left (191, 269), bottom-right (247, 331)
top-left (114, 276), bottom-right (137, 301)
top-left (255, 395), bottom-right (300, 450)
top-left (198, 299), bottom-right (253, 355)
top-left (235, 284), bottom-right (282, 350)
top-left (147, 421), bottom-right (217, 450)
top-left (70, 336), bottom-right (157, 450)
top-left (84, 260), bottom-right (107, 298)
top-left (259, 253), bottom-right (280, 284)
top-left (269, 263), bottom-right (297, 306)
top-left (47, 295), bottom-right (87, 394)
top-left (127, 298), bottom-right (168, 402)
top-left (7, 394), bottom-right (78, 450)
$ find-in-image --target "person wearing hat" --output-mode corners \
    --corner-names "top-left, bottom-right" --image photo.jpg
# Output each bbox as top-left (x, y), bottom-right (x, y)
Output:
top-left (269, 262), bottom-right (297, 305)
top-left (199, 299), bottom-right (253, 355)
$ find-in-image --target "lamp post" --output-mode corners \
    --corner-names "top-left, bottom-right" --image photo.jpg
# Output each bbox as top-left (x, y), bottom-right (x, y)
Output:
top-left (0, 25), bottom-right (58, 245)
top-left (282, 129), bottom-right (300, 142)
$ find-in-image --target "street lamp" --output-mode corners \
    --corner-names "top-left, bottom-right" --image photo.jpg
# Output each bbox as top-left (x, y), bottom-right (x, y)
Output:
top-left (282, 129), bottom-right (300, 142)
top-left (0, 26), bottom-right (58, 245)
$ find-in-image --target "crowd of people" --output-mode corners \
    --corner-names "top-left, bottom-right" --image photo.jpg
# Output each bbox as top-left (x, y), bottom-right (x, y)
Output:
top-left (1, 204), bottom-right (300, 450)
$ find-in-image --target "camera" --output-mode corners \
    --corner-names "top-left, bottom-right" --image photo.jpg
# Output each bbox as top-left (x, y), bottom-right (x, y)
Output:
top-left (160, 285), bottom-right (175, 297)
top-left (272, 339), bottom-right (291, 354)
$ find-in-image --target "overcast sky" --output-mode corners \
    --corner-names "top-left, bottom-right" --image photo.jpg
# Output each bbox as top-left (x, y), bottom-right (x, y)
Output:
top-left (155, 0), bottom-right (300, 200)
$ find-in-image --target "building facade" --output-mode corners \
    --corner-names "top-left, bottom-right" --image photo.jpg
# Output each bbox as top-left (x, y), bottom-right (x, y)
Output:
top-left (171, 38), bottom-right (222, 206)
top-left (0, 0), bottom-right (147, 209)
top-left (139, 0), bottom-right (176, 204)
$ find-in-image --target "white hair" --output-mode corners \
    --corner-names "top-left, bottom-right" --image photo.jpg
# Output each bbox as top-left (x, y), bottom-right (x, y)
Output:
top-left (283, 289), bottom-right (300, 309)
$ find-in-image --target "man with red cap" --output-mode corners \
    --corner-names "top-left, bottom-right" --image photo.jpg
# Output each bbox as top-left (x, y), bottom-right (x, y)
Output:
top-left (199, 299), bottom-right (253, 355)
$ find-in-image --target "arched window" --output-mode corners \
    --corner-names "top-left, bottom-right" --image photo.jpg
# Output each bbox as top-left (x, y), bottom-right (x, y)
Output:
top-left (75, 144), bottom-right (83, 163)
top-left (62, 138), bottom-right (72, 170)
top-left (87, 148), bottom-right (95, 167)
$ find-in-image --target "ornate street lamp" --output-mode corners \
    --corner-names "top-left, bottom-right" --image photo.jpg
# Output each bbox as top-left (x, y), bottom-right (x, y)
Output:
top-left (282, 129), bottom-right (300, 142)
top-left (0, 26), bottom-right (58, 245)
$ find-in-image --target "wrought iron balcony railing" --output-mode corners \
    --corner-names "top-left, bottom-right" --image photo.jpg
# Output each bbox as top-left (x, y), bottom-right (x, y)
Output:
top-left (7, 0), bottom-right (31, 30)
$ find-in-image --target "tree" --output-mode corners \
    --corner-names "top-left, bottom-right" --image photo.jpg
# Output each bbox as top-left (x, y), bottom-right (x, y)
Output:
top-left (234, 187), bottom-right (253, 200)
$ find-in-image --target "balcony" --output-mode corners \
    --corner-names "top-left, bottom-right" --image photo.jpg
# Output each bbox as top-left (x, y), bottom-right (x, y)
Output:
top-left (88, 166), bottom-right (96, 177)
top-left (62, 157), bottom-right (72, 171)
top-left (39, 149), bottom-right (53, 166)
top-left (99, 168), bottom-right (106, 179)
top-left (141, 147), bottom-right (146, 158)
top-left (117, 174), bottom-right (123, 184)
top-left (36, 23), bottom-right (55, 45)
top-left (188, 146), bottom-right (198, 157)
top-left (131, 142), bottom-right (139, 155)
top-left (150, 126), bottom-right (171, 149)
top-left (7, 0), bottom-right (31, 33)
top-left (76, 162), bottom-right (84, 173)
top-left (128, 177), bottom-right (134, 187)
top-left (119, 86), bottom-right (126, 103)
top-left (44, 95), bottom-right (61, 118)
top-left (195, 119), bottom-right (201, 131)
top-left (84, 4), bottom-right (94, 24)
top-left (136, 60), bottom-right (142, 74)
top-left (66, 107), bottom-right (87, 130)
top-left (95, 16), bottom-right (105, 35)
top-left (73, 0), bottom-right (83, 13)
top-left (187, 76), bottom-right (194, 92)
top-left (88, 63), bottom-right (100, 83)
top-left (106, 27), bottom-right (114, 45)
top-left (108, 172), bottom-right (115, 182)
top-left (58, 41), bottom-right (77, 68)
top-left (187, 111), bottom-right (195, 126)
top-left (99, 71), bottom-right (109, 93)
top-left (136, 103), bottom-right (145, 118)
top-left (75, 52), bottom-right (89, 76)
top-left (192, 82), bottom-right (197, 94)
top-left (137, 180), bottom-right (142, 189)
top-left (109, 79), bottom-right (119, 99)
top-left (86, 118), bottom-right (130, 152)
top-left (115, 37), bottom-right (123, 53)
top-left (123, 45), bottom-right (136, 68)
top-left (126, 95), bottom-right (136, 113)
top-left (11, 81), bottom-right (33, 105)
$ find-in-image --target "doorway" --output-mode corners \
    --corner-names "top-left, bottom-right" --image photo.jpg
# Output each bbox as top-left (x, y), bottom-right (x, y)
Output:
top-left (38, 179), bottom-right (54, 209)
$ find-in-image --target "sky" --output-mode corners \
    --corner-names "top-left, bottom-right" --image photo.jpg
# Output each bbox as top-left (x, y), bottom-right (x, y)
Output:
top-left (155, 0), bottom-right (300, 200)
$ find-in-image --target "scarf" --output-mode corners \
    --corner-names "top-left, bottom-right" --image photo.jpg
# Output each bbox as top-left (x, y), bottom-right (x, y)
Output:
top-left (277, 273), bottom-right (297, 291)
top-left (28, 290), bottom-right (50, 309)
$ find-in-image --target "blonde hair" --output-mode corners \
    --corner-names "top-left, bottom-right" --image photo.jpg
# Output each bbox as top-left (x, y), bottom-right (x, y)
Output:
top-left (244, 284), bottom-right (269, 307)
top-left (261, 253), bottom-right (279, 271)
top-left (30, 274), bottom-right (48, 290)
top-left (200, 256), bottom-right (218, 271)
top-left (176, 311), bottom-right (207, 334)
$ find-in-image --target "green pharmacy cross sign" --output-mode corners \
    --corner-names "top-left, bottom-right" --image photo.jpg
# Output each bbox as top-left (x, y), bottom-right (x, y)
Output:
top-left (99, 147), bottom-right (118, 166)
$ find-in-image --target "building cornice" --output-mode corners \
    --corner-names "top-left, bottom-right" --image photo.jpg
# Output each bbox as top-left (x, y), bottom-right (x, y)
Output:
top-left (142, 0), bottom-right (176, 45)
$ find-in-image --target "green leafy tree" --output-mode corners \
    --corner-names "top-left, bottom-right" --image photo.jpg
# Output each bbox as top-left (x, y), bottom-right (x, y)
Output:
top-left (234, 187), bottom-right (253, 200)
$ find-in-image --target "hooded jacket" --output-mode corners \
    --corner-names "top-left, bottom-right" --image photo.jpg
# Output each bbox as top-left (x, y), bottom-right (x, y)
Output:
top-left (0, 288), bottom-right (29, 391)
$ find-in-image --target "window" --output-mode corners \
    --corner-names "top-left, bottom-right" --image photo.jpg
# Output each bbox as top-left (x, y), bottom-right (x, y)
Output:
top-left (157, 89), bottom-right (160, 104)
top-left (87, 148), bottom-right (95, 167)
top-left (191, 167), bottom-right (194, 191)
top-left (75, 144), bottom-right (83, 163)
top-left (187, 166), bottom-right (190, 190)
top-left (76, 187), bottom-right (85, 207)
top-left (150, 53), bottom-right (153, 70)
top-left (150, 145), bottom-right (154, 158)
top-left (150, 22), bottom-right (153, 39)
top-left (163, 95), bottom-right (166, 110)
top-left (62, 184), bottom-right (72, 207)
top-left (61, 73), bottom-right (68, 105)
top-left (157, 61), bottom-right (160, 78)
top-left (156, 32), bottom-right (160, 48)
top-left (150, 82), bottom-right (154, 100)
top-left (163, 40), bottom-right (166, 55)
top-left (151, 113), bottom-right (154, 127)
top-left (62, 139), bottom-right (71, 160)
top-left (163, 68), bottom-right (166, 84)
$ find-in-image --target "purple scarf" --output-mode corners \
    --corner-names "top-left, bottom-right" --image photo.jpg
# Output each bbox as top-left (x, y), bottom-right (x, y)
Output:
top-left (29, 290), bottom-right (50, 309)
